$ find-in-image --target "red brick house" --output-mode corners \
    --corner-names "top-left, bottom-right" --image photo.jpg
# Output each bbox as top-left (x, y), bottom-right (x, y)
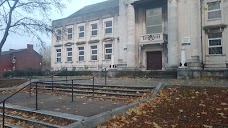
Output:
top-left (0, 44), bottom-right (42, 72)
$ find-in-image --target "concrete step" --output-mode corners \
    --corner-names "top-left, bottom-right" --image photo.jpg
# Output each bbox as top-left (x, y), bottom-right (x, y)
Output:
top-left (0, 104), bottom-right (80, 128)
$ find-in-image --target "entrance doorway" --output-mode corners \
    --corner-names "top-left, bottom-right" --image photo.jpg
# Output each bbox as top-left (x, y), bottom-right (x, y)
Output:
top-left (147, 51), bottom-right (162, 70)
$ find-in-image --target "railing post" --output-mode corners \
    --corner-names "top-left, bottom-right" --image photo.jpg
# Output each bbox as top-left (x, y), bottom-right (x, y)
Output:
top-left (29, 77), bottom-right (31, 97)
top-left (2, 101), bottom-right (5, 128)
top-left (105, 68), bottom-right (107, 85)
top-left (52, 75), bottom-right (54, 92)
top-left (35, 83), bottom-right (38, 110)
top-left (93, 77), bottom-right (95, 98)
top-left (71, 80), bottom-right (74, 102)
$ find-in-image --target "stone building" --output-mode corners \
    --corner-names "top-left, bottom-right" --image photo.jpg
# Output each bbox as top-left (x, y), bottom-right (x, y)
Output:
top-left (51, 0), bottom-right (228, 71)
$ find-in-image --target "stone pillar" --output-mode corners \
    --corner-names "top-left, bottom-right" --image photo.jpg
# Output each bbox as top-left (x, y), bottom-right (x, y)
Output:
top-left (167, 0), bottom-right (179, 68)
top-left (127, 4), bottom-right (136, 69)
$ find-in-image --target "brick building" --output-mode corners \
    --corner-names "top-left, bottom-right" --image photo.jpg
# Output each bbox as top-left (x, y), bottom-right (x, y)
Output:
top-left (0, 44), bottom-right (42, 72)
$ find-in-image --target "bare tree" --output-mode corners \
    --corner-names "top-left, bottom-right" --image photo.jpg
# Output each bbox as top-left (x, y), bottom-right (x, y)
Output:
top-left (0, 0), bottom-right (67, 55)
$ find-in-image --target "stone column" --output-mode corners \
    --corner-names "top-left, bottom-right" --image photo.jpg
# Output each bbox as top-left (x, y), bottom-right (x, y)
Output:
top-left (167, 0), bottom-right (179, 68)
top-left (127, 4), bottom-right (136, 69)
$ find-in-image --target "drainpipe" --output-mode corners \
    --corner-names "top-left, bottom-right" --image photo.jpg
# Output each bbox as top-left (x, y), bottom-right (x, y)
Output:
top-left (200, 0), bottom-right (204, 70)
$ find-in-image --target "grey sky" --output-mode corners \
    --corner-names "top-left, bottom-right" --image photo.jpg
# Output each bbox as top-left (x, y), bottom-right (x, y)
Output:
top-left (2, 0), bottom-right (106, 51)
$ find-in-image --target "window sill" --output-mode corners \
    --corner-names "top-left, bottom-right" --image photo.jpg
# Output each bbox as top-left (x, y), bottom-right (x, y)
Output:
top-left (76, 61), bottom-right (85, 63)
top-left (207, 18), bottom-right (222, 21)
top-left (89, 60), bottom-right (98, 62)
top-left (102, 60), bottom-right (111, 62)
top-left (206, 54), bottom-right (226, 57)
top-left (55, 62), bottom-right (62, 64)
top-left (65, 61), bottom-right (73, 63)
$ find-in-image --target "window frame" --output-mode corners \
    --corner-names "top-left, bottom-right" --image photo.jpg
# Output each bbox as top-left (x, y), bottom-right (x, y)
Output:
top-left (146, 7), bottom-right (163, 34)
top-left (104, 43), bottom-right (112, 60)
top-left (208, 32), bottom-right (223, 55)
top-left (207, 1), bottom-right (222, 20)
top-left (56, 49), bottom-right (62, 63)
top-left (78, 26), bottom-right (85, 38)
top-left (91, 23), bottom-right (98, 36)
top-left (67, 27), bottom-right (73, 40)
top-left (66, 48), bottom-right (73, 62)
top-left (56, 29), bottom-right (62, 41)
top-left (91, 45), bottom-right (98, 61)
top-left (78, 46), bottom-right (85, 61)
top-left (104, 21), bottom-right (113, 35)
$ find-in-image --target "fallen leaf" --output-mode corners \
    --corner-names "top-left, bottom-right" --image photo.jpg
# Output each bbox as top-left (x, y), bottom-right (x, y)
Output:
top-left (203, 124), bottom-right (213, 128)
top-left (153, 122), bottom-right (161, 128)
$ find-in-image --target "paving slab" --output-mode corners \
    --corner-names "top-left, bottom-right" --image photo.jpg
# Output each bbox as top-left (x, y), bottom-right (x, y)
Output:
top-left (0, 93), bottom-right (127, 117)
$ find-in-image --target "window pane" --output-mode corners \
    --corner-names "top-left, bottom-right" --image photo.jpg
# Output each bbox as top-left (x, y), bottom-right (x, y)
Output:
top-left (67, 57), bottom-right (72, 61)
top-left (147, 8), bottom-right (162, 16)
top-left (209, 47), bottom-right (222, 54)
top-left (106, 49), bottom-right (112, 53)
top-left (105, 28), bottom-right (112, 34)
top-left (79, 51), bottom-right (84, 55)
top-left (147, 15), bottom-right (162, 26)
top-left (208, 2), bottom-right (220, 10)
top-left (56, 49), bottom-right (61, 52)
top-left (68, 35), bottom-right (72, 40)
top-left (91, 45), bottom-right (97, 49)
top-left (79, 32), bottom-right (84, 37)
top-left (57, 58), bottom-right (61, 62)
top-left (105, 21), bottom-right (112, 27)
top-left (79, 26), bottom-right (84, 31)
top-left (92, 50), bottom-right (97, 54)
top-left (209, 39), bottom-right (221, 46)
top-left (105, 55), bottom-right (111, 59)
top-left (57, 53), bottom-right (61, 57)
top-left (208, 32), bottom-right (222, 38)
top-left (79, 56), bottom-right (84, 61)
top-left (68, 52), bottom-right (72, 56)
top-left (68, 28), bottom-right (72, 33)
top-left (92, 30), bottom-right (97, 36)
top-left (147, 25), bottom-right (162, 34)
top-left (105, 44), bottom-right (112, 48)
top-left (208, 10), bottom-right (221, 19)
top-left (78, 47), bottom-right (84, 50)
top-left (91, 55), bottom-right (97, 60)
top-left (67, 48), bottom-right (72, 51)
top-left (92, 24), bottom-right (97, 29)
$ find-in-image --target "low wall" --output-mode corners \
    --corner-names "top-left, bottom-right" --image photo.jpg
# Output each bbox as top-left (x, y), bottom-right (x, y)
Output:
top-left (177, 68), bottom-right (228, 79)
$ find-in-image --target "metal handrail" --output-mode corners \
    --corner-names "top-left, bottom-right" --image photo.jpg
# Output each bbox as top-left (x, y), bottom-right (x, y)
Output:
top-left (0, 67), bottom-right (108, 127)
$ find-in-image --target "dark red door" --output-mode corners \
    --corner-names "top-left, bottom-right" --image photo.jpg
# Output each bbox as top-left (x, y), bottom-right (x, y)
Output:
top-left (147, 51), bottom-right (162, 70)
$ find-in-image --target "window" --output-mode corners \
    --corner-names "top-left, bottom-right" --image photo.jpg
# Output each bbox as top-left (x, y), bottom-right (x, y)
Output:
top-left (56, 49), bottom-right (61, 62)
top-left (91, 45), bottom-right (97, 60)
top-left (79, 26), bottom-right (85, 38)
top-left (104, 44), bottom-right (112, 59)
top-left (105, 21), bottom-right (112, 34)
top-left (146, 8), bottom-right (162, 34)
top-left (56, 29), bottom-right (62, 41)
top-left (78, 46), bottom-right (84, 61)
top-left (66, 48), bottom-right (72, 62)
top-left (91, 23), bottom-right (98, 36)
top-left (67, 28), bottom-right (73, 40)
top-left (208, 32), bottom-right (222, 54)
top-left (208, 2), bottom-right (221, 19)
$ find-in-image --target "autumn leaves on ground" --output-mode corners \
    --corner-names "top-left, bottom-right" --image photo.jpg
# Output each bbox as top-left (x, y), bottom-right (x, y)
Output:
top-left (98, 86), bottom-right (228, 128)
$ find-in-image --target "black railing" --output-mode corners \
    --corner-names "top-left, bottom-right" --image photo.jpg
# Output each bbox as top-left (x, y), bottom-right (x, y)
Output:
top-left (0, 67), bottom-right (108, 127)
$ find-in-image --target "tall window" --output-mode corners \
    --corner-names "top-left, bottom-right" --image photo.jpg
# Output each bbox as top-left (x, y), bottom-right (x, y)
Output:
top-left (79, 26), bottom-right (85, 38)
top-left (208, 2), bottom-right (221, 20)
top-left (104, 44), bottom-right (112, 59)
top-left (56, 49), bottom-right (61, 63)
top-left (91, 23), bottom-right (98, 36)
top-left (105, 21), bottom-right (112, 34)
top-left (66, 48), bottom-right (72, 62)
top-left (146, 8), bottom-right (162, 34)
top-left (78, 46), bottom-right (84, 61)
top-left (67, 28), bottom-right (73, 40)
top-left (56, 29), bottom-right (62, 41)
top-left (208, 32), bottom-right (222, 54)
top-left (91, 45), bottom-right (97, 60)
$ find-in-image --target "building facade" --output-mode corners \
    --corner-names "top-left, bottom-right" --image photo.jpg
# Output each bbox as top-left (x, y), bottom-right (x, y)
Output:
top-left (0, 44), bottom-right (42, 72)
top-left (51, 0), bottom-right (228, 71)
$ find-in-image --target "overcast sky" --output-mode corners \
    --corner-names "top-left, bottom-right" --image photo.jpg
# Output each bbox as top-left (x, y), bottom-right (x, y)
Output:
top-left (2, 0), bottom-right (106, 51)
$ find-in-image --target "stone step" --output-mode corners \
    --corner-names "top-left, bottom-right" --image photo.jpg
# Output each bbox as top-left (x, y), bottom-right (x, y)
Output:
top-left (0, 113), bottom-right (61, 128)
top-left (0, 123), bottom-right (24, 128)
top-left (37, 84), bottom-right (151, 93)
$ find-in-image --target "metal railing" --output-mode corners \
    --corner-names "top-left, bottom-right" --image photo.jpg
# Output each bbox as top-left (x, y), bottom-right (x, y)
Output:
top-left (0, 67), bottom-right (108, 127)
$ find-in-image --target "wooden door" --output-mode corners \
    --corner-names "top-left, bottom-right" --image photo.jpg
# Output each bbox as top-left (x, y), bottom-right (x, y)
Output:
top-left (147, 51), bottom-right (162, 70)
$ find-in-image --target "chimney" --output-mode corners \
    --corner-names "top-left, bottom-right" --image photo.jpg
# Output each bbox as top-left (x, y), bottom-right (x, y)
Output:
top-left (27, 44), bottom-right (33, 50)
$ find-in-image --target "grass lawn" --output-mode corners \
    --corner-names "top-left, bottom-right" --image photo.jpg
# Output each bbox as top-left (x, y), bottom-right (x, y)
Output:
top-left (0, 79), bottom-right (27, 88)
top-left (98, 86), bottom-right (228, 128)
